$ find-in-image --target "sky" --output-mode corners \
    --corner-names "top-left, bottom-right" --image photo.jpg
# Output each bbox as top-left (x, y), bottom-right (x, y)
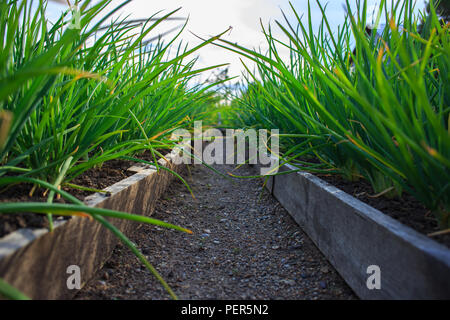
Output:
top-left (46, 0), bottom-right (427, 84)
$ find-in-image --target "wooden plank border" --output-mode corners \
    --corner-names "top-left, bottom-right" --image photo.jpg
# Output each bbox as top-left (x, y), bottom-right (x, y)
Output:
top-left (0, 145), bottom-right (188, 300)
top-left (265, 163), bottom-right (450, 299)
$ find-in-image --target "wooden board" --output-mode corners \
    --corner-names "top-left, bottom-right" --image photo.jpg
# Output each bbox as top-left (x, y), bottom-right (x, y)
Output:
top-left (0, 146), bottom-right (187, 299)
top-left (268, 163), bottom-right (450, 299)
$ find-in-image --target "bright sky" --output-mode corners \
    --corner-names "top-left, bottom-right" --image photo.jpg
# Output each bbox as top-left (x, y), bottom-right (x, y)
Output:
top-left (47, 0), bottom-right (427, 84)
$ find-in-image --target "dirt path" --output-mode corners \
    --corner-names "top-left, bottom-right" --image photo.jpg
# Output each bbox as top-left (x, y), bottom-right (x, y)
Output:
top-left (75, 164), bottom-right (356, 300)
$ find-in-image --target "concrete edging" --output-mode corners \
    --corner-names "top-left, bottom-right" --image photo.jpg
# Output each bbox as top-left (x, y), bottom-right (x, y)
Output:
top-left (0, 145), bottom-right (187, 299)
top-left (265, 163), bottom-right (450, 299)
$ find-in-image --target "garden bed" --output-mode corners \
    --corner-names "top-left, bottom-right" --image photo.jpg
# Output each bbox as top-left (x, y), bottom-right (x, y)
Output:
top-left (263, 163), bottom-right (450, 299)
top-left (0, 145), bottom-right (188, 300)
top-left (315, 173), bottom-right (450, 247)
top-left (0, 158), bottom-right (138, 237)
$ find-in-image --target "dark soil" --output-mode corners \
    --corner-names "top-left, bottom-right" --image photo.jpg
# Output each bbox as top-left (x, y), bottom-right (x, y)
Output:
top-left (75, 164), bottom-right (356, 300)
top-left (0, 152), bottom-right (157, 238)
top-left (315, 173), bottom-right (450, 247)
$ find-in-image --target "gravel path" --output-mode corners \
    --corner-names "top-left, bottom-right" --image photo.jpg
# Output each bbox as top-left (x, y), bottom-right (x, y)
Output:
top-left (75, 164), bottom-right (356, 300)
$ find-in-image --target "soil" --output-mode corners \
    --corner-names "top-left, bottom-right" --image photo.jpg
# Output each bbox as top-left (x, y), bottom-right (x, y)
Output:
top-left (75, 164), bottom-right (357, 300)
top-left (315, 173), bottom-right (450, 247)
top-left (0, 151), bottom-right (158, 238)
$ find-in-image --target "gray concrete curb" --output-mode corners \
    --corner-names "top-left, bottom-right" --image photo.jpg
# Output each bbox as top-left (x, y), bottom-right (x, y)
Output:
top-left (265, 163), bottom-right (450, 299)
top-left (0, 145), bottom-right (187, 299)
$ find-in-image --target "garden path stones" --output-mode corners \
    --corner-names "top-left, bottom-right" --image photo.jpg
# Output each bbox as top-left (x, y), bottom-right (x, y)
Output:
top-left (75, 164), bottom-right (356, 300)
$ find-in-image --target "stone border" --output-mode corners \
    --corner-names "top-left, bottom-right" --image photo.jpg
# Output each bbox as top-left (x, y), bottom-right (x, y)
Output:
top-left (0, 145), bottom-right (188, 299)
top-left (264, 163), bottom-right (450, 299)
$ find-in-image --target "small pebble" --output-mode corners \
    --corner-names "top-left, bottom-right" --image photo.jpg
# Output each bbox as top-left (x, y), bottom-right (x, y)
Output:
top-left (280, 279), bottom-right (296, 285)
top-left (320, 266), bottom-right (329, 274)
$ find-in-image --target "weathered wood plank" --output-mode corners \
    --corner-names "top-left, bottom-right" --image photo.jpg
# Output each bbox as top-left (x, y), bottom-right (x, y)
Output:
top-left (269, 164), bottom-right (450, 299)
top-left (0, 146), bottom-right (187, 299)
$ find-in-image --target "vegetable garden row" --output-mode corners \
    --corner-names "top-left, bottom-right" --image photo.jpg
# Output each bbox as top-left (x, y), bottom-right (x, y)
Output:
top-left (0, 0), bottom-right (449, 300)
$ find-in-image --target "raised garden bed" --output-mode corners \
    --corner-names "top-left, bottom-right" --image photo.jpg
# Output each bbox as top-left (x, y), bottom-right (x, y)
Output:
top-left (263, 163), bottom-right (450, 299)
top-left (0, 145), bottom-right (187, 300)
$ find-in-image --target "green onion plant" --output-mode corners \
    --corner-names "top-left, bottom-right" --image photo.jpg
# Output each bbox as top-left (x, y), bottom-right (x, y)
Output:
top-left (220, 0), bottom-right (449, 228)
top-left (0, 0), bottom-right (227, 299)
